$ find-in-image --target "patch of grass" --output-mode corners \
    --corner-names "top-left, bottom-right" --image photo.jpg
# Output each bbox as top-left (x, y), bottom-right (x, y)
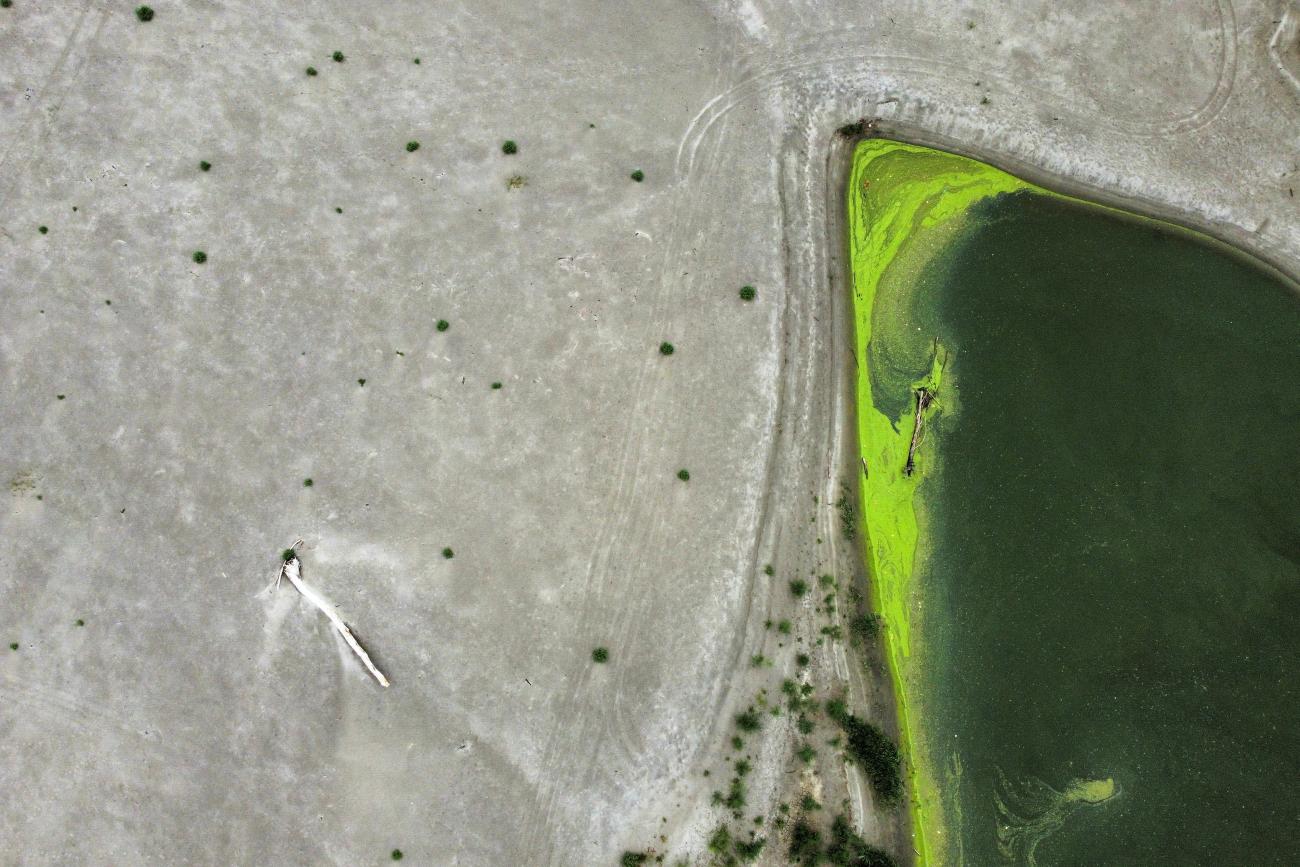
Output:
top-left (677, 469), bottom-right (690, 482)
top-left (800, 794), bottom-right (821, 812)
top-left (134, 6), bottom-right (154, 22)
top-left (436, 319), bottom-right (450, 332)
top-left (281, 548), bottom-right (297, 562)
top-left (75, 619), bottom-right (85, 627)
top-left (829, 707), bottom-right (903, 807)
top-left (836, 493), bottom-right (857, 540)
top-left (491, 381), bottom-right (502, 389)
top-left (357, 378), bottom-right (366, 386)
top-left (827, 814), bottom-right (897, 867)
top-left (788, 819), bottom-right (822, 866)
top-left (735, 707), bottom-right (761, 733)
top-left (620, 853), bottom-right (648, 867)
top-left (390, 850), bottom-right (403, 861)
top-left (442, 547), bottom-right (454, 559)
top-left (730, 735), bottom-right (744, 750)
top-left (192, 251), bottom-right (207, 264)
top-left (837, 120), bottom-right (865, 137)
top-left (592, 647), bottom-right (609, 663)
top-left (506, 174), bottom-right (527, 189)
top-left (749, 654), bottom-right (767, 668)
top-left (38, 226), bottom-right (48, 234)
top-left (335, 207), bottom-right (343, 213)
top-left (332, 50), bottom-right (345, 63)
top-left (658, 341), bottom-right (674, 356)
top-left (303, 478), bottom-right (313, 487)
top-left (850, 612), bottom-right (880, 644)
top-left (796, 743), bottom-right (817, 763)
top-left (763, 564), bottom-right (774, 576)
top-left (413, 57), bottom-right (420, 64)
top-left (724, 777), bottom-right (747, 812)
top-left (796, 714), bottom-right (814, 735)
top-left (9, 643), bottom-right (18, 651)
top-left (796, 652), bottom-right (810, 667)
top-left (406, 141), bottom-right (420, 152)
top-left (819, 574), bottom-right (835, 588)
top-left (501, 140), bottom-right (517, 155)
top-left (306, 67), bottom-right (318, 76)
top-left (630, 169), bottom-right (644, 182)
top-left (56, 395), bottom-right (65, 400)
top-left (739, 285), bottom-right (756, 301)
top-left (789, 579), bottom-right (809, 598)
top-left (708, 825), bottom-right (731, 854)
top-left (734, 836), bottom-right (765, 861)
top-left (199, 161), bottom-right (211, 172)
top-left (777, 620), bottom-right (792, 635)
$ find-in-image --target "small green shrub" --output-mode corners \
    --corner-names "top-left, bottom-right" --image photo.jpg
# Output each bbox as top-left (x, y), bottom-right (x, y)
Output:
top-left (436, 319), bottom-right (450, 332)
top-left (442, 547), bottom-right (454, 559)
top-left (335, 207), bottom-right (343, 213)
top-left (0, 2), bottom-right (13, 10)
top-left (833, 711), bottom-right (903, 807)
top-left (800, 794), bottom-right (821, 812)
top-left (332, 50), bottom-right (345, 62)
top-left (9, 643), bottom-right (18, 651)
top-left (796, 714), bottom-right (814, 734)
top-left (592, 647), bottom-right (609, 663)
top-left (413, 57), bottom-right (420, 64)
top-left (192, 251), bottom-right (207, 264)
top-left (620, 853), bottom-right (647, 867)
top-left (826, 814), bottom-right (897, 867)
top-left (303, 478), bottom-right (313, 487)
top-left (789, 579), bottom-right (809, 598)
top-left (777, 619), bottom-right (792, 634)
top-left (491, 382), bottom-right (502, 390)
top-left (199, 161), bottom-right (211, 171)
top-left (406, 141), bottom-right (420, 152)
top-left (306, 67), bottom-right (318, 76)
top-left (788, 819), bottom-right (822, 865)
top-left (38, 226), bottom-right (48, 234)
top-left (796, 743), bottom-right (817, 763)
top-left (850, 612), bottom-right (881, 644)
top-left (763, 564), bottom-right (774, 576)
top-left (796, 652), bottom-right (810, 667)
top-left (730, 736), bottom-right (744, 750)
top-left (75, 619), bottom-right (85, 627)
top-left (734, 836), bottom-right (765, 861)
top-left (134, 6), bottom-right (154, 22)
top-left (676, 469), bottom-right (690, 481)
top-left (357, 378), bottom-right (366, 386)
top-left (281, 548), bottom-right (297, 562)
top-left (739, 285), bottom-right (756, 301)
top-left (502, 140), bottom-right (517, 154)
top-left (735, 707), bottom-right (761, 732)
top-left (734, 759), bottom-right (751, 777)
top-left (707, 826), bottom-right (731, 854)
top-left (837, 120), bottom-right (865, 137)
top-left (390, 850), bottom-right (403, 862)
top-left (658, 341), bottom-right (674, 355)
top-left (630, 169), bottom-right (645, 182)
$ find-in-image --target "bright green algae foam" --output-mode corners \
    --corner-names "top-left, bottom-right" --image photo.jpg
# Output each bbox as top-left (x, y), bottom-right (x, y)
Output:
top-left (849, 140), bottom-right (1300, 866)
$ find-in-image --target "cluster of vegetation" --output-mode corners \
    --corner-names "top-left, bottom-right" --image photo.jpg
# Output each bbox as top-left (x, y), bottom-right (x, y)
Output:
top-left (134, 6), bottom-right (154, 22)
top-left (788, 814), bottom-right (895, 866)
top-left (837, 120), bottom-right (865, 137)
top-left (592, 647), bottom-right (609, 663)
top-left (827, 703), bottom-right (902, 807)
top-left (836, 490), bottom-right (857, 540)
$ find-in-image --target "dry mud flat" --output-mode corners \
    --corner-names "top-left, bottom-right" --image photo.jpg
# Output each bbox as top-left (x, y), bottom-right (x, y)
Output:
top-left (1, 1), bottom-right (1296, 865)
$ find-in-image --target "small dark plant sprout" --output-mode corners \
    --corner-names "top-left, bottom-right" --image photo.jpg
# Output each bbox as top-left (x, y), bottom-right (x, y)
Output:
top-left (135, 6), bottom-right (154, 22)
top-left (620, 853), bottom-right (648, 867)
top-left (797, 714), bottom-right (814, 734)
top-left (357, 378), bottom-right (366, 386)
top-left (9, 643), bottom-right (18, 651)
top-left (777, 619), bottom-right (792, 634)
top-left (630, 169), bottom-right (645, 182)
top-left (281, 548), bottom-right (297, 562)
top-left (75, 619), bottom-right (85, 627)
top-left (436, 319), bottom-right (450, 332)
top-left (335, 207), bottom-right (343, 213)
top-left (390, 850), bottom-right (403, 861)
top-left (501, 140), bottom-right (517, 155)
top-left (659, 341), bottom-right (674, 356)
top-left (797, 743), bottom-right (817, 763)
top-left (442, 547), bottom-right (454, 559)
top-left (192, 251), bottom-right (207, 264)
top-left (306, 67), bottom-right (318, 76)
top-left (708, 826), bottom-right (732, 854)
top-left (796, 652), bottom-right (811, 667)
top-left (406, 141), bottom-right (420, 152)
top-left (838, 120), bottom-right (866, 137)
top-left (413, 57), bottom-right (420, 64)
top-left (800, 794), bottom-right (821, 812)
top-left (739, 285), bottom-right (756, 301)
top-left (749, 654), bottom-right (767, 668)
top-left (731, 735), bottom-right (744, 750)
top-left (764, 563), bottom-right (774, 576)
top-left (677, 469), bottom-right (690, 482)
top-left (332, 50), bottom-right (345, 62)
top-left (199, 161), bottom-right (211, 171)
top-left (789, 579), bottom-right (809, 598)
top-left (0, 2), bottom-right (12, 9)
top-left (491, 381), bottom-right (502, 389)
top-left (592, 647), bottom-right (609, 663)
top-left (303, 478), bottom-right (313, 487)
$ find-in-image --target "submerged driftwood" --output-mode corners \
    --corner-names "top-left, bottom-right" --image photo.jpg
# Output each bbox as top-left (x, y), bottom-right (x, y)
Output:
top-left (903, 387), bottom-right (934, 477)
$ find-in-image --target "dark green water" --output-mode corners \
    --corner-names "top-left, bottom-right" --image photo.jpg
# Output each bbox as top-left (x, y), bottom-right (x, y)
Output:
top-left (916, 192), bottom-right (1300, 865)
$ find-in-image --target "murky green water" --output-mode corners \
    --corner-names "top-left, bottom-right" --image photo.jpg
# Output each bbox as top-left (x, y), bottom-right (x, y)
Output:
top-left (916, 192), bottom-right (1300, 865)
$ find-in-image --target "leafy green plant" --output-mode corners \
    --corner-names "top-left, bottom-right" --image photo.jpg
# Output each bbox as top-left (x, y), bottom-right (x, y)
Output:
top-left (134, 6), bottom-right (154, 22)
top-left (796, 743), bottom-right (817, 763)
top-left (708, 826), bottom-right (731, 854)
top-left (826, 814), bottom-right (897, 866)
top-left (199, 161), bottom-right (211, 172)
top-left (9, 643), bottom-right (18, 651)
top-left (436, 319), bottom-right (450, 332)
top-left (357, 378), bottom-right (366, 386)
top-left (659, 342), bottom-right (674, 355)
top-left (0, 2), bottom-right (13, 10)
top-left (192, 251), bottom-right (207, 264)
top-left (739, 285), bottom-right (756, 301)
top-left (75, 619), bottom-right (85, 627)
top-left (789, 579), bottom-right (809, 598)
top-left (677, 469), bottom-right (690, 481)
top-left (406, 141), bottom-right (420, 152)
top-left (620, 853), bottom-right (647, 867)
top-left (630, 169), bottom-right (645, 182)
top-left (442, 547), bottom-right (454, 559)
top-left (788, 819), bottom-right (822, 865)
top-left (735, 707), bottom-right (761, 732)
top-left (734, 836), bottom-right (765, 861)
top-left (502, 140), bottom-right (517, 154)
top-left (38, 226), bottom-right (48, 234)
top-left (306, 67), bottom-right (318, 76)
top-left (796, 652), bottom-right (810, 667)
top-left (592, 647), bottom-right (609, 663)
top-left (491, 382), bottom-right (502, 390)
top-left (302, 479), bottom-right (313, 487)
top-left (800, 794), bottom-right (821, 812)
top-left (830, 708), bottom-right (903, 807)
top-left (390, 850), bottom-right (403, 862)
top-left (332, 50), bottom-right (345, 63)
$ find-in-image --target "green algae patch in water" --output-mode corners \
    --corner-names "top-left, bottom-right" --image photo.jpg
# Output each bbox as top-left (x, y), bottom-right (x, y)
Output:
top-left (848, 139), bottom-right (1300, 865)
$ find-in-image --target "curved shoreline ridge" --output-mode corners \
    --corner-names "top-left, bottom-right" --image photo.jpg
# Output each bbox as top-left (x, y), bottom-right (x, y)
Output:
top-left (846, 140), bottom-right (1044, 864)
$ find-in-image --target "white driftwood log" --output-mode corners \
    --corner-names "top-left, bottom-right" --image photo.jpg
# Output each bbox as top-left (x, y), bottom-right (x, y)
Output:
top-left (279, 553), bottom-right (391, 688)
